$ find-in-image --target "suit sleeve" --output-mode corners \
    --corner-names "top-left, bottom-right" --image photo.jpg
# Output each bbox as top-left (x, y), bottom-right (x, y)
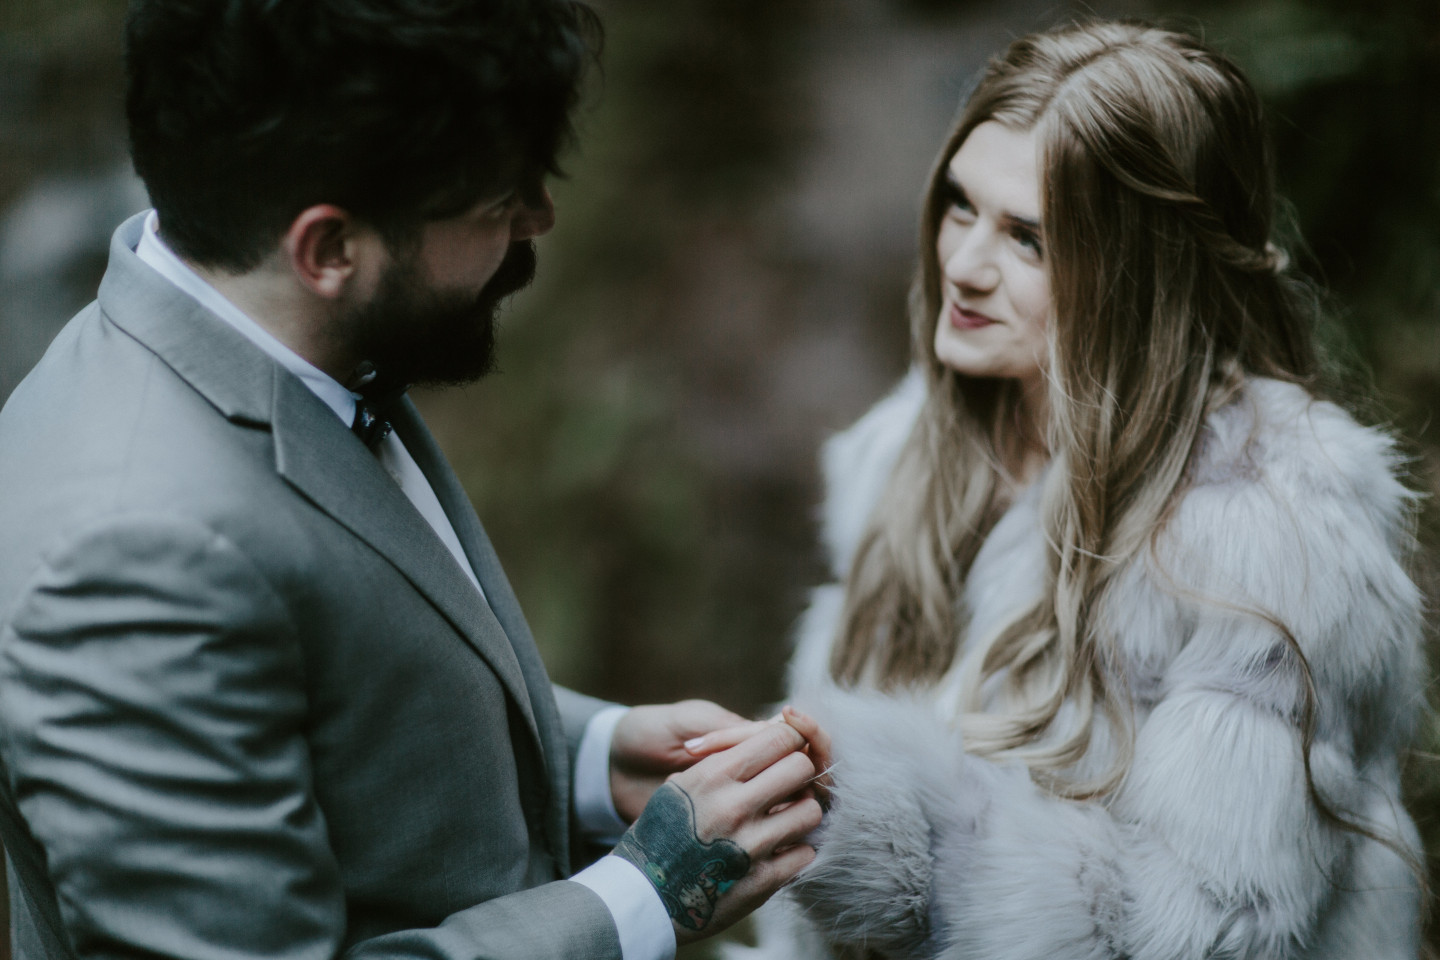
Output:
top-left (787, 449), bottom-right (1424, 959)
top-left (553, 687), bottom-right (630, 859)
top-left (0, 513), bottom-right (620, 960)
top-left (553, 686), bottom-right (619, 773)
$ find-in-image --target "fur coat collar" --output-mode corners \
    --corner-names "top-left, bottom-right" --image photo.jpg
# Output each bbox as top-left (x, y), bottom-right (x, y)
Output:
top-left (730, 372), bottom-right (1425, 960)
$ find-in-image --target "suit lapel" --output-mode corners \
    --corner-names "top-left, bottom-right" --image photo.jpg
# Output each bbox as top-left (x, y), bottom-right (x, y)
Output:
top-left (393, 402), bottom-right (574, 872)
top-left (268, 377), bottom-right (540, 746)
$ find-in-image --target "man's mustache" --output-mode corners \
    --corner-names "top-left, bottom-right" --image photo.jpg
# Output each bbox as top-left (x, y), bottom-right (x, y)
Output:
top-left (484, 240), bottom-right (538, 303)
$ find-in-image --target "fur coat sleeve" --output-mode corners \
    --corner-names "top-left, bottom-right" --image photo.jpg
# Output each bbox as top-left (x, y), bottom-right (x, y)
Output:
top-left (733, 377), bottom-right (1426, 960)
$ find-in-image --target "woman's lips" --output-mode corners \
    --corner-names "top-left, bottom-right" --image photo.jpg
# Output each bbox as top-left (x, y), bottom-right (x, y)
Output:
top-left (949, 303), bottom-right (996, 330)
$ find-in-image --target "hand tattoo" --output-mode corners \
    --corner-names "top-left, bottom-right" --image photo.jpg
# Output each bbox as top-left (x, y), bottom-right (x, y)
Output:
top-left (613, 782), bottom-right (751, 931)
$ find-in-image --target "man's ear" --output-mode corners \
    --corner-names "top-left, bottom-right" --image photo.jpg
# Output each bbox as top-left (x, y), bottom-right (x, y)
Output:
top-left (281, 205), bottom-right (383, 300)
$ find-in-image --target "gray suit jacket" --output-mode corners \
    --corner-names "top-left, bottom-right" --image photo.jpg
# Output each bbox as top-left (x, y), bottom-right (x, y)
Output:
top-left (0, 213), bottom-right (623, 959)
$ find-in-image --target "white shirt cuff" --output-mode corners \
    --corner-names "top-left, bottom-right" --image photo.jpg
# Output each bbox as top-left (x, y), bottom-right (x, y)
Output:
top-left (572, 855), bottom-right (676, 960)
top-left (574, 705), bottom-right (629, 841)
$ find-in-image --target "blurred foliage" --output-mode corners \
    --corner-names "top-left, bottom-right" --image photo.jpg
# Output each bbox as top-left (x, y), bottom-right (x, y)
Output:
top-left (1201, 0), bottom-right (1440, 443)
top-left (0, 0), bottom-right (123, 32)
top-left (0, 0), bottom-right (127, 201)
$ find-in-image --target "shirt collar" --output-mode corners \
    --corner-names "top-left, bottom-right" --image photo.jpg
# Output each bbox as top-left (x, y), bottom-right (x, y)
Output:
top-left (134, 210), bottom-right (358, 426)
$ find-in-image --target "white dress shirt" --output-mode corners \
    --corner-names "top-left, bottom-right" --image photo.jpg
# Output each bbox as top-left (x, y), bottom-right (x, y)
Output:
top-left (135, 213), bottom-right (673, 960)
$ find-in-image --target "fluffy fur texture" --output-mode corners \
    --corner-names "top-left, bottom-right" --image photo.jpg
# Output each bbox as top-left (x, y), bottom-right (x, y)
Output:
top-left (728, 373), bottom-right (1424, 960)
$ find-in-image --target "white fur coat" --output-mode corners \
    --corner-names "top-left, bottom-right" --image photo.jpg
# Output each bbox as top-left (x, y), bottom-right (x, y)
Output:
top-left (731, 372), bottom-right (1425, 960)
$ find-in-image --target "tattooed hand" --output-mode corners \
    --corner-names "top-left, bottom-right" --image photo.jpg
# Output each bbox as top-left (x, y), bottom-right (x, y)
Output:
top-left (613, 783), bottom-right (749, 930)
top-left (612, 719), bottom-right (825, 944)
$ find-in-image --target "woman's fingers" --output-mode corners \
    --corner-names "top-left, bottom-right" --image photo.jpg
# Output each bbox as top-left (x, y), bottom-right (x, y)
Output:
top-left (781, 707), bottom-right (829, 759)
top-left (782, 706), bottom-right (834, 804)
top-left (668, 699), bottom-right (750, 740)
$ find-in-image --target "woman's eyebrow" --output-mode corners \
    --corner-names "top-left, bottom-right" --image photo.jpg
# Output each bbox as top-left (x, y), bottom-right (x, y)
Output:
top-left (945, 172), bottom-right (1040, 231)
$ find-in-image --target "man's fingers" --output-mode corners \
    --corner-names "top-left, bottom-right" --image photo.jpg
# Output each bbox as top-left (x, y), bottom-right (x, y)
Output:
top-left (723, 840), bottom-right (817, 910)
top-left (717, 721), bottom-right (806, 781)
top-left (756, 840), bottom-right (818, 891)
top-left (740, 795), bottom-right (823, 859)
top-left (742, 749), bottom-right (818, 811)
top-left (682, 719), bottom-right (776, 756)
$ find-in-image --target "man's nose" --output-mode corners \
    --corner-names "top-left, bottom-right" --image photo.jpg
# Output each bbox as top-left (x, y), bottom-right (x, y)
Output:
top-left (511, 187), bottom-right (555, 241)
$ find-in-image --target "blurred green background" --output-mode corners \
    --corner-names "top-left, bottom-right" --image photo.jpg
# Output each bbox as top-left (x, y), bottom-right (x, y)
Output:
top-left (0, 0), bottom-right (1435, 954)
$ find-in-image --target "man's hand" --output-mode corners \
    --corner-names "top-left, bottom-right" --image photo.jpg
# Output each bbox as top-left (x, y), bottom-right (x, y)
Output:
top-left (612, 721), bottom-right (825, 944)
top-left (609, 700), bottom-right (772, 823)
top-left (675, 704), bottom-right (835, 808)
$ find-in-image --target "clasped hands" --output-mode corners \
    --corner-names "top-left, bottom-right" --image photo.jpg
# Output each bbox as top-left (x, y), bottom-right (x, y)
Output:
top-left (608, 699), bottom-right (833, 943)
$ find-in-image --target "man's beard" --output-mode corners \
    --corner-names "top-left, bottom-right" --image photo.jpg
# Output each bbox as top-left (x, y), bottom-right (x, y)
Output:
top-left (346, 240), bottom-right (538, 390)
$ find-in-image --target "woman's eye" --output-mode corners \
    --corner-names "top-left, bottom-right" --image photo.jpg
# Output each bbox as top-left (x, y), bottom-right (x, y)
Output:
top-left (941, 182), bottom-right (974, 219)
top-left (1013, 228), bottom-right (1043, 258)
top-left (945, 198), bottom-right (975, 223)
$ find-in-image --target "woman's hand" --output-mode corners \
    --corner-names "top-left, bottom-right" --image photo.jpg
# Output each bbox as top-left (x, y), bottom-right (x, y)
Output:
top-left (679, 705), bottom-right (835, 808)
top-left (610, 700), bottom-right (834, 823)
top-left (609, 699), bottom-right (755, 824)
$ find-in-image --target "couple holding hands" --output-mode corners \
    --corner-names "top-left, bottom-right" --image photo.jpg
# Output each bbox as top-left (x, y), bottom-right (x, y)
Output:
top-left (0, 2), bottom-right (1423, 959)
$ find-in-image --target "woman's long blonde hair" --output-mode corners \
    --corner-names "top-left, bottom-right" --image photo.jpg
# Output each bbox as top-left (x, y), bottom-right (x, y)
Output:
top-left (831, 21), bottom-right (1322, 796)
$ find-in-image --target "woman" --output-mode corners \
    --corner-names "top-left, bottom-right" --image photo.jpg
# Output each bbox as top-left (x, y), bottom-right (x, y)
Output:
top-left (734, 19), bottom-right (1426, 960)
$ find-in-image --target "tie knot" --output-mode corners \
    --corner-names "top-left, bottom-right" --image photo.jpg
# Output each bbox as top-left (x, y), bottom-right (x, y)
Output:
top-left (347, 361), bottom-right (407, 450)
top-left (351, 397), bottom-right (393, 449)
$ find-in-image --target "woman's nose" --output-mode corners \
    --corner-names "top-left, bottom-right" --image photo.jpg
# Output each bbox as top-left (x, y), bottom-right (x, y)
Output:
top-left (941, 227), bottom-right (1000, 293)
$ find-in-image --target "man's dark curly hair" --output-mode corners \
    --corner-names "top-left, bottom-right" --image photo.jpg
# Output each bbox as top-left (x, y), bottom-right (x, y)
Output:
top-left (125, 0), bottom-right (601, 271)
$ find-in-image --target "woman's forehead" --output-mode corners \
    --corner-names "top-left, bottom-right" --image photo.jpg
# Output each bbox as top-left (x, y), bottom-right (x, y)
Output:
top-left (947, 122), bottom-right (1042, 220)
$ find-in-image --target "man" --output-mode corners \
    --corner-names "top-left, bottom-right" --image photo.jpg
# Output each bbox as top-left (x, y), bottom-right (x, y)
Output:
top-left (0, 1), bottom-right (826, 957)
